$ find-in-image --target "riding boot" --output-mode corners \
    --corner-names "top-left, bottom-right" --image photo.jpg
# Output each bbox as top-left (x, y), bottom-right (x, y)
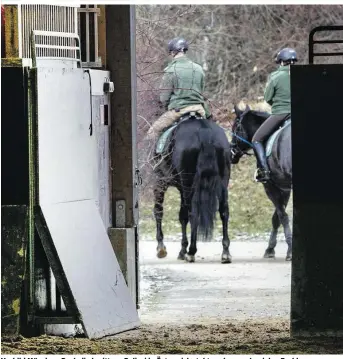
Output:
top-left (252, 141), bottom-right (270, 183)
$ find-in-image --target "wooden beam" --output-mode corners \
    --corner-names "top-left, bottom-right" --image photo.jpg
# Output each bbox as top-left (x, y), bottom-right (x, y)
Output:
top-left (97, 5), bottom-right (106, 68)
top-left (106, 5), bottom-right (138, 228)
top-left (105, 5), bottom-right (139, 307)
top-left (3, 5), bottom-right (19, 58)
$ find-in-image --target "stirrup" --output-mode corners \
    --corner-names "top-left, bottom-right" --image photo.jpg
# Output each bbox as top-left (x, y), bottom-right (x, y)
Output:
top-left (254, 168), bottom-right (270, 183)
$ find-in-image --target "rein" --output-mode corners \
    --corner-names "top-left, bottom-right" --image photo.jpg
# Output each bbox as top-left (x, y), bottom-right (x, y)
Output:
top-left (219, 121), bottom-right (254, 157)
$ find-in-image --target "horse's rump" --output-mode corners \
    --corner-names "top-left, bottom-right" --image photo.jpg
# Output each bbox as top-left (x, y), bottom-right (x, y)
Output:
top-left (152, 116), bottom-right (232, 262)
top-left (191, 126), bottom-right (224, 240)
top-left (172, 118), bottom-right (229, 240)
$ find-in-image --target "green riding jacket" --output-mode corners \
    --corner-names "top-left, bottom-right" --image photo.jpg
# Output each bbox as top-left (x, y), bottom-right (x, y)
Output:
top-left (264, 65), bottom-right (291, 115)
top-left (159, 55), bottom-right (210, 117)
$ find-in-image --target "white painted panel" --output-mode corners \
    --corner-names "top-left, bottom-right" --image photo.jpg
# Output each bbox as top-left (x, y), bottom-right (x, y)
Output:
top-left (93, 97), bottom-right (111, 230)
top-left (125, 228), bottom-right (137, 306)
top-left (37, 67), bottom-right (96, 205)
top-left (35, 59), bottom-right (79, 68)
top-left (88, 69), bottom-right (110, 96)
top-left (37, 65), bottom-right (139, 338)
top-left (44, 324), bottom-right (83, 338)
top-left (90, 69), bottom-right (112, 230)
top-left (41, 200), bottom-right (140, 338)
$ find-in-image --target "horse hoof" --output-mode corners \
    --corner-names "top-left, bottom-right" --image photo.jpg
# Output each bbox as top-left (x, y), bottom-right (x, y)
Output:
top-left (177, 252), bottom-right (186, 260)
top-left (263, 250), bottom-right (275, 259)
top-left (185, 254), bottom-right (195, 263)
top-left (157, 247), bottom-right (167, 259)
top-left (285, 255), bottom-right (292, 261)
top-left (221, 254), bottom-right (232, 264)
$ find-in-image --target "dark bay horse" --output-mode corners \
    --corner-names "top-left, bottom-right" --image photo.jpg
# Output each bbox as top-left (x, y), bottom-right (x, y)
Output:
top-left (231, 105), bottom-right (292, 261)
top-left (152, 114), bottom-right (232, 263)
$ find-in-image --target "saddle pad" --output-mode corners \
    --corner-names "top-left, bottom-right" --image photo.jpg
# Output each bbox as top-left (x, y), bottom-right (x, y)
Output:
top-left (156, 125), bottom-right (177, 154)
top-left (266, 119), bottom-right (291, 157)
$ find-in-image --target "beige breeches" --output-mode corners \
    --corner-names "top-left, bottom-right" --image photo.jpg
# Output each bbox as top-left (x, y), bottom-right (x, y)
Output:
top-left (148, 104), bottom-right (206, 136)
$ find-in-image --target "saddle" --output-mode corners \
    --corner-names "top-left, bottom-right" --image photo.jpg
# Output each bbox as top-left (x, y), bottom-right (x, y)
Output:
top-left (265, 118), bottom-right (291, 157)
top-left (155, 111), bottom-right (204, 154)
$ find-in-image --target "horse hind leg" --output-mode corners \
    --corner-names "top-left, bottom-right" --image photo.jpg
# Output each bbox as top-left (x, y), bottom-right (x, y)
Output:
top-left (179, 175), bottom-right (195, 262)
top-left (185, 207), bottom-right (197, 263)
top-left (264, 186), bottom-right (292, 261)
top-left (264, 210), bottom-right (280, 259)
top-left (177, 192), bottom-right (190, 260)
top-left (154, 183), bottom-right (168, 259)
top-left (219, 184), bottom-right (232, 264)
top-left (276, 208), bottom-right (292, 261)
top-left (279, 190), bottom-right (292, 261)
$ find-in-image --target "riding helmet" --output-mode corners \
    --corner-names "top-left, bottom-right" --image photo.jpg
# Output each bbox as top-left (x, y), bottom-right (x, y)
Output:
top-left (168, 37), bottom-right (189, 54)
top-left (275, 47), bottom-right (298, 64)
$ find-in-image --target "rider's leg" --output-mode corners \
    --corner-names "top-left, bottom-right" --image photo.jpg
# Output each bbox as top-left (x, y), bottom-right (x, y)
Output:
top-left (146, 110), bottom-right (179, 140)
top-left (252, 113), bottom-right (289, 182)
top-left (146, 104), bottom-right (206, 141)
top-left (253, 141), bottom-right (270, 182)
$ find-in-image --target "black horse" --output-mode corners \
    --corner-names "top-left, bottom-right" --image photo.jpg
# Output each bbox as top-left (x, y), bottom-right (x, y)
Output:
top-left (152, 114), bottom-right (232, 263)
top-left (231, 105), bottom-right (292, 261)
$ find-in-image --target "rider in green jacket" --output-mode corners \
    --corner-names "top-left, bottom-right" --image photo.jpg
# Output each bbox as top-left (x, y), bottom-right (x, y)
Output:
top-left (252, 47), bottom-right (297, 183)
top-left (146, 37), bottom-right (211, 141)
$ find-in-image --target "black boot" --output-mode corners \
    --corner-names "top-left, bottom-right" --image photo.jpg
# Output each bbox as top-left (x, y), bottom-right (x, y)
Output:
top-left (253, 141), bottom-right (270, 183)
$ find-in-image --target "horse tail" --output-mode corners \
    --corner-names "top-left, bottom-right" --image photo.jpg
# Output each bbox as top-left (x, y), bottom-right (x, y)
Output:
top-left (192, 126), bottom-right (222, 241)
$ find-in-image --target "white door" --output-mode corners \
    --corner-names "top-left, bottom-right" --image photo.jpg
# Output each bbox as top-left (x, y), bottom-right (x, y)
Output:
top-left (35, 65), bottom-right (140, 338)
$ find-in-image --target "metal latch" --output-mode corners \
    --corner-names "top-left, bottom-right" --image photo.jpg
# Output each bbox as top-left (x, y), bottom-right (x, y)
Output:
top-left (135, 167), bottom-right (142, 187)
top-left (100, 104), bottom-right (109, 126)
top-left (103, 81), bottom-right (114, 93)
top-left (115, 200), bottom-right (126, 228)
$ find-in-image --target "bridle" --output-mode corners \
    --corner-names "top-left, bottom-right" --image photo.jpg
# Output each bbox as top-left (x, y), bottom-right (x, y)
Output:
top-left (230, 115), bottom-right (254, 158)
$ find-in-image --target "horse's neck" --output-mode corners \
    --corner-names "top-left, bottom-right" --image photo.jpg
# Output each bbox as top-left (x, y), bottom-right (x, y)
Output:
top-left (246, 123), bottom-right (262, 142)
top-left (245, 115), bottom-right (266, 142)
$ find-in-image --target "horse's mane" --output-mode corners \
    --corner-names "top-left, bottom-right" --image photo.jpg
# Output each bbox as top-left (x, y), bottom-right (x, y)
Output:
top-left (250, 110), bottom-right (270, 119)
top-left (236, 100), bottom-right (270, 120)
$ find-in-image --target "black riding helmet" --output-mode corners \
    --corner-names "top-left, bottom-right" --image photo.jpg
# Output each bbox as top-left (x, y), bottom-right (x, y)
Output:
top-left (168, 37), bottom-right (189, 54)
top-left (275, 47), bottom-right (298, 64)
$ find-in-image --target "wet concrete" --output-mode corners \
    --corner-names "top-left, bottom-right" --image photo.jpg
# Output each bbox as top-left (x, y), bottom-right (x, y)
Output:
top-left (138, 240), bottom-right (291, 324)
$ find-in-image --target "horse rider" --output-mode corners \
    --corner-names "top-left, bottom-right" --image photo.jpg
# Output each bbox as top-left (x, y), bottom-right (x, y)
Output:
top-left (146, 37), bottom-right (211, 141)
top-left (252, 47), bottom-right (297, 183)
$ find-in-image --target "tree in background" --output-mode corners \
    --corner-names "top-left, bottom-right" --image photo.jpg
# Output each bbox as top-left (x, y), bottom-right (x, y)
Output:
top-left (136, 5), bottom-right (343, 194)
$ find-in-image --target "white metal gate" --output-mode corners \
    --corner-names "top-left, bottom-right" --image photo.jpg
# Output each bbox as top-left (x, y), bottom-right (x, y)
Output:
top-left (18, 4), bottom-right (101, 67)
top-left (18, 5), bottom-right (78, 60)
top-left (29, 27), bottom-right (140, 338)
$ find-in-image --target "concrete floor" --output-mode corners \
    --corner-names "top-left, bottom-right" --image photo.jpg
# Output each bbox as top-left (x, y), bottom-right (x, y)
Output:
top-left (42, 239), bottom-right (291, 338)
top-left (138, 240), bottom-right (291, 324)
top-left (6, 240), bottom-right (343, 354)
